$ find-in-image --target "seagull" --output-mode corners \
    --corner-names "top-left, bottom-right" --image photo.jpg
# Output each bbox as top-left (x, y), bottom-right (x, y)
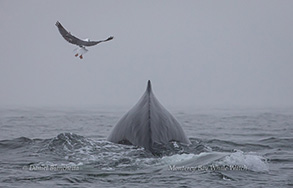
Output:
top-left (55, 21), bottom-right (113, 59)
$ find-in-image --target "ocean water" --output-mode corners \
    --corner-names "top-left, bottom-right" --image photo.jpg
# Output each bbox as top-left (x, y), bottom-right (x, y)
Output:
top-left (0, 106), bottom-right (292, 187)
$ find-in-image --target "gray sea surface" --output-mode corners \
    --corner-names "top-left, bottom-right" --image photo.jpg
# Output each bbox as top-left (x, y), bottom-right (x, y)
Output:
top-left (0, 106), bottom-right (292, 187)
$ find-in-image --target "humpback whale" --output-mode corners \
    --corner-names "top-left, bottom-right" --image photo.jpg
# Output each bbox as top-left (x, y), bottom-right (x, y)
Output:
top-left (107, 80), bottom-right (191, 151)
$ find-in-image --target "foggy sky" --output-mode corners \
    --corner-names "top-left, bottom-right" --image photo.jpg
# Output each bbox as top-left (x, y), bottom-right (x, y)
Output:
top-left (1, 1), bottom-right (293, 108)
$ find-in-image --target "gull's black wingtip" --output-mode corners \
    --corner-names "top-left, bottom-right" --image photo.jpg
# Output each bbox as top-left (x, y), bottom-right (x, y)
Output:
top-left (55, 21), bottom-right (61, 27)
top-left (147, 80), bottom-right (152, 92)
top-left (106, 36), bottom-right (114, 41)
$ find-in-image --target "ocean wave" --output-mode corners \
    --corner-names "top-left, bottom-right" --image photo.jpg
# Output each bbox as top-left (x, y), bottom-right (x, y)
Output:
top-left (0, 137), bottom-right (33, 150)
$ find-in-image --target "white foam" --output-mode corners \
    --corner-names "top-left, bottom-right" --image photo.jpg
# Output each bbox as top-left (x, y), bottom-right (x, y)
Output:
top-left (161, 153), bottom-right (196, 164)
top-left (217, 150), bottom-right (269, 172)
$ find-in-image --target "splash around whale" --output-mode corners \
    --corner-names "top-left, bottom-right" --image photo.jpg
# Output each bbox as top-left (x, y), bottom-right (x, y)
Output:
top-left (107, 80), bottom-right (191, 152)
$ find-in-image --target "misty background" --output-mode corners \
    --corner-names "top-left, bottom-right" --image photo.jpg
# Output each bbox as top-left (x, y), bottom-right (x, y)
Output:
top-left (1, 1), bottom-right (292, 108)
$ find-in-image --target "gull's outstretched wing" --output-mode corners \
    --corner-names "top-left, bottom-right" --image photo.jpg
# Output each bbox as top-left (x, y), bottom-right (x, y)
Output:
top-left (55, 21), bottom-right (85, 46)
top-left (81, 36), bottom-right (114, 47)
top-left (55, 21), bottom-right (113, 47)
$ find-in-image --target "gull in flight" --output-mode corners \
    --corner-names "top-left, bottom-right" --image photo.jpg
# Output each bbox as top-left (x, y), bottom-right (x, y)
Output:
top-left (55, 21), bottom-right (113, 59)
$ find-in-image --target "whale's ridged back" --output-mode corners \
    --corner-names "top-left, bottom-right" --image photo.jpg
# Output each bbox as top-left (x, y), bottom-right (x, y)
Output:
top-left (107, 80), bottom-right (191, 151)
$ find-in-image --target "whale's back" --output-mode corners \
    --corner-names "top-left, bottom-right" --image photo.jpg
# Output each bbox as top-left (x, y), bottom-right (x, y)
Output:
top-left (107, 80), bottom-right (191, 151)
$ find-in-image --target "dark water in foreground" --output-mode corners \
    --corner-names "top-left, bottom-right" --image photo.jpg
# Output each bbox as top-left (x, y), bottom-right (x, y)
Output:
top-left (0, 106), bottom-right (292, 187)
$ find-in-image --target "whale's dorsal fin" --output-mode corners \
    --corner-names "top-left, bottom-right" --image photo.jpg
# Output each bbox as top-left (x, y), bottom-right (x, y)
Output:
top-left (107, 80), bottom-right (190, 151)
top-left (147, 80), bottom-right (152, 93)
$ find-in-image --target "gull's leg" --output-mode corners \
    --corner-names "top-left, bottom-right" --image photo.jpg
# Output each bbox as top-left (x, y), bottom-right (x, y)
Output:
top-left (72, 46), bottom-right (88, 59)
top-left (78, 47), bottom-right (88, 59)
top-left (73, 47), bottom-right (79, 57)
